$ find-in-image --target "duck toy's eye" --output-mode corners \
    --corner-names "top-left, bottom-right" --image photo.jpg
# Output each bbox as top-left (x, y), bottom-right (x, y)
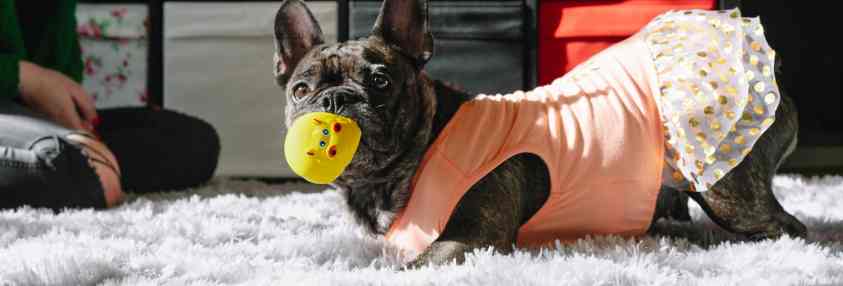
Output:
top-left (319, 141), bottom-right (327, 148)
top-left (322, 129), bottom-right (330, 136)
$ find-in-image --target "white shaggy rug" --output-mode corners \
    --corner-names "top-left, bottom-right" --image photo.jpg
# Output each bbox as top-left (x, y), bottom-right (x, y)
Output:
top-left (2, 175), bottom-right (843, 285)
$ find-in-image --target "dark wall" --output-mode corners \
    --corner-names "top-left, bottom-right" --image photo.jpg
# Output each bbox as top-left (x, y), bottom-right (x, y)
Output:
top-left (741, 1), bottom-right (842, 147)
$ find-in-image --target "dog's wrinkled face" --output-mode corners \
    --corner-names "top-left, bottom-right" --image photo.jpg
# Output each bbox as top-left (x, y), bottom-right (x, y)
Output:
top-left (282, 39), bottom-right (421, 175)
top-left (275, 0), bottom-right (435, 184)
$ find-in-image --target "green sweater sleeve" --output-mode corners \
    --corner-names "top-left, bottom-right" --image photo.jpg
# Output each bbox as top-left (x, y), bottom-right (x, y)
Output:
top-left (18, 0), bottom-right (83, 83)
top-left (0, 1), bottom-right (25, 99)
top-left (1, 0), bottom-right (83, 100)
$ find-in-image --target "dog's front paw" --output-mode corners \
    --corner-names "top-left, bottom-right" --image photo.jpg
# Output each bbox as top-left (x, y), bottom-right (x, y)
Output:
top-left (401, 240), bottom-right (470, 269)
top-left (401, 258), bottom-right (430, 271)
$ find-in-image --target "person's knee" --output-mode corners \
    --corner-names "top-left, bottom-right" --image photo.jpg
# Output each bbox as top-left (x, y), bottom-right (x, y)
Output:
top-left (160, 110), bottom-right (221, 183)
top-left (187, 113), bottom-right (221, 180)
top-left (96, 108), bottom-right (221, 192)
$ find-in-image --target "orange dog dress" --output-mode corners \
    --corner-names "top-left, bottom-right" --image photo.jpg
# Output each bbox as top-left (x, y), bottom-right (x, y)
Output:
top-left (386, 9), bottom-right (782, 257)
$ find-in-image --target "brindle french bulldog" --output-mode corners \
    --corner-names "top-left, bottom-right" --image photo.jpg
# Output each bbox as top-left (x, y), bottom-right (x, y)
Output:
top-left (274, 0), bottom-right (807, 267)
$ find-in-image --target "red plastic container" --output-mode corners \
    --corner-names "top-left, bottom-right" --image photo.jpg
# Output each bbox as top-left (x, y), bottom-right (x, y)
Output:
top-left (538, 0), bottom-right (716, 85)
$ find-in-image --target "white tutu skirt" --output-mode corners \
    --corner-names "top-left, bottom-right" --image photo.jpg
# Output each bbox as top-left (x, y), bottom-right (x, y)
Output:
top-left (642, 9), bottom-right (782, 191)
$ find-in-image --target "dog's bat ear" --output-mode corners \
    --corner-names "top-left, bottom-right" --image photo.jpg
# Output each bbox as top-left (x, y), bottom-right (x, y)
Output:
top-left (274, 0), bottom-right (325, 86)
top-left (372, 0), bottom-right (434, 68)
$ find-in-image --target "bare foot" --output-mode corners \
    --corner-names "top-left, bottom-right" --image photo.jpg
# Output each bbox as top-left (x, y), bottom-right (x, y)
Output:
top-left (66, 133), bottom-right (125, 207)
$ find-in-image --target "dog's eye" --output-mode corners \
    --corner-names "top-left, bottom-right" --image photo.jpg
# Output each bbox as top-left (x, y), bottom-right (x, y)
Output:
top-left (371, 73), bottom-right (390, 90)
top-left (292, 83), bottom-right (310, 98)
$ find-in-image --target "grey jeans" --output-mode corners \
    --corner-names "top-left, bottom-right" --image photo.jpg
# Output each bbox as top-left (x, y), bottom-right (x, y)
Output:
top-left (0, 100), bottom-right (106, 210)
top-left (0, 99), bottom-right (222, 211)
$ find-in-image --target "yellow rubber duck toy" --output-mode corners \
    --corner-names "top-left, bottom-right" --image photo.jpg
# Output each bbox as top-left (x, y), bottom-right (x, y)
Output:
top-left (284, 112), bottom-right (362, 184)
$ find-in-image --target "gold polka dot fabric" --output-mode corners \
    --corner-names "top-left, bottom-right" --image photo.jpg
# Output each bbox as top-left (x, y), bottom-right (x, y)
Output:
top-left (643, 9), bottom-right (781, 192)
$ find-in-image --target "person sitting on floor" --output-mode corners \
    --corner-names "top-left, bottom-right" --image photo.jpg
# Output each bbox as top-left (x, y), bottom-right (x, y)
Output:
top-left (0, 0), bottom-right (221, 210)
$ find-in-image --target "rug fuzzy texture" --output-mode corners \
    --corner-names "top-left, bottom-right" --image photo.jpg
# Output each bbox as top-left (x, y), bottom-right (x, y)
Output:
top-left (2, 175), bottom-right (843, 285)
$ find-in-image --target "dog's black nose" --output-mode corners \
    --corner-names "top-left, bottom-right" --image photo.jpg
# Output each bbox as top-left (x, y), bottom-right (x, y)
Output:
top-left (321, 90), bottom-right (360, 113)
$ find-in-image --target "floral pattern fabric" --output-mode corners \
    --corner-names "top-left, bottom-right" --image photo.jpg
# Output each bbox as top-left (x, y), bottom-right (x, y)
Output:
top-left (76, 4), bottom-right (148, 108)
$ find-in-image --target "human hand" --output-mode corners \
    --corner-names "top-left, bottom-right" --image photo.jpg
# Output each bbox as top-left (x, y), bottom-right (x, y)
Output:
top-left (18, 61), bottom-right (98, 131)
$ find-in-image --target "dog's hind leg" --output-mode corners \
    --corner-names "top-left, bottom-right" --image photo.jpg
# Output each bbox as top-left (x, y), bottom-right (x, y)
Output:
top-left (651, 186), bottom-right (692, 223)
top-left (687, 94), bottom-right (806, 240)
